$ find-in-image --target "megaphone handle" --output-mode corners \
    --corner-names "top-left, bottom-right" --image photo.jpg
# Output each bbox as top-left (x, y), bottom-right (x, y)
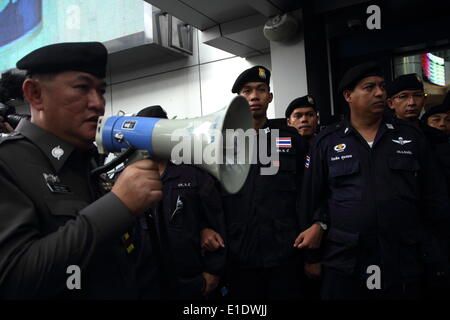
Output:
top-left (126, 150), bottom-right (151, 166)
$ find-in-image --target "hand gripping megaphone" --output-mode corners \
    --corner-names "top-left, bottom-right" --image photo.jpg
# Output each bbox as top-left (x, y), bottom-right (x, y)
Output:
top-left (95, 96), bottom-right (253, 194)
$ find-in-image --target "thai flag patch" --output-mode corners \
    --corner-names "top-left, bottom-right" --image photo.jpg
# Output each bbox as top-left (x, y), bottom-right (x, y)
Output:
top-left (276, 137), bottom-right (291, 148)
top-left (305, 155), bottom-right (311, 168)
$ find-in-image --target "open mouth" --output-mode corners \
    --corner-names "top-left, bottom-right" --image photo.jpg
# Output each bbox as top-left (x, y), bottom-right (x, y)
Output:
top-left (85, 116), bottom-right (99, 123)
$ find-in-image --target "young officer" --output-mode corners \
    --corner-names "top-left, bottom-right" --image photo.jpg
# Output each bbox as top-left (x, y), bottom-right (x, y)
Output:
top-left (285, 94), bottom-right (320, 142)
top-left (221, 65), bottom-right (307, 299)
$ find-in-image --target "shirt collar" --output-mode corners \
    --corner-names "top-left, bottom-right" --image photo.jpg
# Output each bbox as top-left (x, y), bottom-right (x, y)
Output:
top-left (161, 161), bottom-right (182, 182)
top-left (16, 119), bottom-right (77, 173)
top-left (340, 116), bottom-right (397, 138)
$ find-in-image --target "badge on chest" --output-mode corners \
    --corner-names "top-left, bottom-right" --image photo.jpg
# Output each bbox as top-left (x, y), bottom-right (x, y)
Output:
top-left (43, 173), bottom-right (72, 194)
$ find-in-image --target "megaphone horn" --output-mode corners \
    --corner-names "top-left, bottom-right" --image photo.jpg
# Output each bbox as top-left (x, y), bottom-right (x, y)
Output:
top-left (95, 96), bottom-right (253, 194)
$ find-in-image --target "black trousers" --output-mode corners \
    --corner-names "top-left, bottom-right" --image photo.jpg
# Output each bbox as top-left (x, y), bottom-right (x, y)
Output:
top-left (225, 259), bottom-right (303, 300)
top-left (321, 266), bottom-right (422, 300)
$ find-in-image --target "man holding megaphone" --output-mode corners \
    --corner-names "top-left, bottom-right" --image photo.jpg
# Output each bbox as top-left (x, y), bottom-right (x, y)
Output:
top-left (0, 42), bottom-right (163, 299)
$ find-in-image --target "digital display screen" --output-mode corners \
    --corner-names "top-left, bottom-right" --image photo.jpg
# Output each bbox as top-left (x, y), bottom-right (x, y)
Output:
top-left (422, 52), bottom-right (446, 86)
top-left (0, 0), bottom-right (146, 72)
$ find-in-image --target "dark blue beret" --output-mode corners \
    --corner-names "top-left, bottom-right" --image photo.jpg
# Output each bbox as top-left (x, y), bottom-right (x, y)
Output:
top-left (386, 73), bottom-right (423, 98)
top-left (232, 65), bottom-right (271, 93)
top-left (285, 95), bottom-right (317, 118)
top-left (338, 61), bottom-right (384, 94)
top-left (16, 42), bottom-right (108, 78)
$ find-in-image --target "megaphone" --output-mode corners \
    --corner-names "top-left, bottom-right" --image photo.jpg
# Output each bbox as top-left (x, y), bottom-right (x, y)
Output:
top-left (95, 96), bottom-right (253, 194)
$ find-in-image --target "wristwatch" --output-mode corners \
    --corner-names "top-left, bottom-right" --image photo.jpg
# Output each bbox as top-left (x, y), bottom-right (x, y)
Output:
top-left (316, 221), bottom-right (327, 231)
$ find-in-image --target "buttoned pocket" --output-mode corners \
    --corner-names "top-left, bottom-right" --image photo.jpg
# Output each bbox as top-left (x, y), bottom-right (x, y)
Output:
top-left (388, 157), bottom-right (420, 200)
top-left (328, 159), bottom-right (362, 201)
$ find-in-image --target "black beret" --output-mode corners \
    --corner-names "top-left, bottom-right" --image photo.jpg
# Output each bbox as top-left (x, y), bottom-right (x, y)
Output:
top-left (16, 42), bottom-right (108, 78)
top-left (338, 61), bottom-right (384, 94)
top-left (285, 95), bottom-right (317, 118)
top-left (136, 105), bottom-right (168, 119)
top-left (386, 73), bottom-right (423, 98)
top-left (421, 104), bottom-right (450, 122)
top-left (232, 65), bottom-right (271, 93)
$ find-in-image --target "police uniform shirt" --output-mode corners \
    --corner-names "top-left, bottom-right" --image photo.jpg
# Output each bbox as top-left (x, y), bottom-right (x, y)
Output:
top-left (301, 116), bottom-right (449, 288)
top-left (0, 119), bottom-right (140, 299)
top-left (223, 119), bottom-right (307, 269)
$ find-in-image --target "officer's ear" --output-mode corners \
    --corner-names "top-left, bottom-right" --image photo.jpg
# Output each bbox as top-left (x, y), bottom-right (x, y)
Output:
top-left (343, 89), bottom-right (352, 103)
top-left (22, 78), bottom-right (44, 111)
top-left (386, 98), bottom-right (394, 110)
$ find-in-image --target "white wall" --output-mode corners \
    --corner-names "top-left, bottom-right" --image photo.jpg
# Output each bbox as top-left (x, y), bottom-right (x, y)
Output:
top-left (269, 9), bottom-right (308, 118)
top-left (15, 26), bottom-right (307, 122)
top-left (105, 29), bottom-right (274, 120)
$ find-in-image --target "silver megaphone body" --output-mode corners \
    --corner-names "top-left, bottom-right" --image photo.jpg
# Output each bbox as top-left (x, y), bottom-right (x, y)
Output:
top-left (95, 96), bottom-right (253, 194)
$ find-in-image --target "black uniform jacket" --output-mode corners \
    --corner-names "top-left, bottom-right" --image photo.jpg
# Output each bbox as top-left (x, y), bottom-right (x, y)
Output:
top-left (0, 120), bottom-right (140, 299)
top-left (222, 119), bottom-right (307, 269)
top-left (153, 162), bottom-right (226, 295)
top-left (300, 117), bottom-right (449, 287)
top-left (420, 122), bottom-right (450, 196)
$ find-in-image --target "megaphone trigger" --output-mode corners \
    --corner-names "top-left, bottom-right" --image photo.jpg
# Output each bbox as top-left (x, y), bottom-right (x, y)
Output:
top-left (125, 150), bottom-right (151, 166)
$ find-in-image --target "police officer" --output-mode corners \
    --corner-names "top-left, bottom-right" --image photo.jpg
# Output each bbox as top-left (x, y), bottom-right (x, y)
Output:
top-left (386, 74), bottom-right (449, 145)
top-left (285, 95), bottom-right (323, 297)
top-left (221, 65), bottom-right (307, 299)
top-left (391, 81), bottom-right (450, 296)
top-left (134, 105), bottom-right (226, 300)
top-left (421, 104), bottom-right (450, 135)
top-left (0, 42), bottom-right (162, 299)
top-left (301, 61), bottom-right (449, 299)
top-left (285, 95), bottom-right (320, 144)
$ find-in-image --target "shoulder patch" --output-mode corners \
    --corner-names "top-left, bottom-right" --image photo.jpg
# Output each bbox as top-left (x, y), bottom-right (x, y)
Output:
top-left (0, 132), bottom-right (24, 145)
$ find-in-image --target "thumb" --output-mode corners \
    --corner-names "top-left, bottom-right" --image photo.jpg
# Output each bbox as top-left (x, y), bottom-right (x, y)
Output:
top-left (294, 233), bottom-right (304, 247)
top-left (215, 234), bottom-right (225, 247)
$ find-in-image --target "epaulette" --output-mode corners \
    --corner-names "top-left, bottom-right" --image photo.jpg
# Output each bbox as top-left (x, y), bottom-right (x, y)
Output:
top-left (266, 118), bottom-right (299, 136)
top-left (314, 121), bottom-right (343, 143)
top-left (0, 131), bottom-right (24, 146)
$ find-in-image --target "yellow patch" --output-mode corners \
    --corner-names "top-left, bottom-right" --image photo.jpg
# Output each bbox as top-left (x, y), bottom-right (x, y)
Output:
top-left (334, 143), bottom-right (346, 152)
top-left (258, 68), bottom-right (267, 79)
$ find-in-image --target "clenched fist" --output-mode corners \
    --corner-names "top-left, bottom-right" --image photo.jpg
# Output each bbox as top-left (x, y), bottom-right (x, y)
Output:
top-left (112, 159), bottom-right (163, 215)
